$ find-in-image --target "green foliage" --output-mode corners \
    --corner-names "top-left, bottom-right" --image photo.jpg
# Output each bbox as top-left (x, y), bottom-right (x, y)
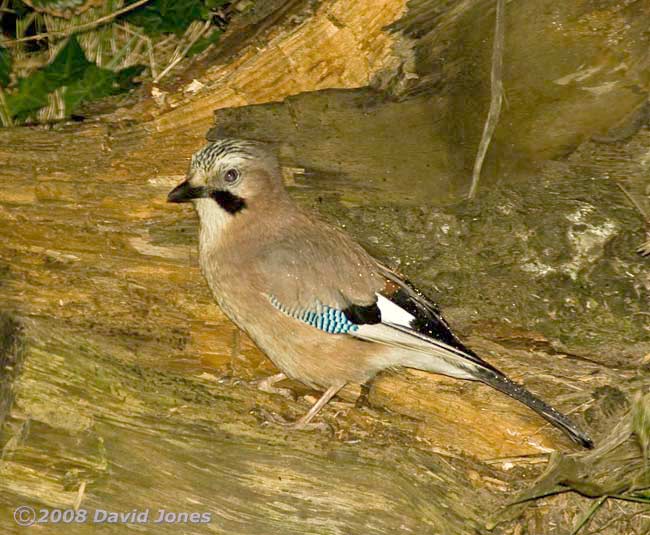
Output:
top-left (204, 0), bottom-right (230, 8)
top-left (115, 65), bottom-right (147, 89)
top-left (8, 0), bottom-right (33, 18)
top-left (123, 0), bottom-right (209, 35)
top-left (45, 37), bottom-right (94, 88)
top-left (4, 37), bottom-right (143, 122)
top-left (0, 47), bottom-right (11, 88)
top-left (5, 72), bottom-right (50, 118)
top-left (122, 0), bottom-right (231, 36)
top-left (63, 64), bottom-right (144, 114)
top-left (0, 0), bottom-right (229, 125)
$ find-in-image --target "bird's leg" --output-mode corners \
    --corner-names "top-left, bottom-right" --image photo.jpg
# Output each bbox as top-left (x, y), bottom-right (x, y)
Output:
top-left (254, 372), bottom-right (295, 400)
top-left (258, 383), bottom-right (344, 431)
top-left (230, 328), bottom-right (241, 359)
top-left (228, 328), bottom-right (241, 376)
top-left (293, 383), bottom-right (345, 429)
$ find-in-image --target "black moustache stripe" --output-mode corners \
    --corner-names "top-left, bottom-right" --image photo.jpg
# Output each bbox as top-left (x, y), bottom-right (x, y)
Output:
top-left (210, 190), bottom-right (247, 214)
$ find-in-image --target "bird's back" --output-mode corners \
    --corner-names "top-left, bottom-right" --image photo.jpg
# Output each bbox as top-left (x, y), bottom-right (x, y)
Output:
top-left (202, 198), bottom-right (383, 311)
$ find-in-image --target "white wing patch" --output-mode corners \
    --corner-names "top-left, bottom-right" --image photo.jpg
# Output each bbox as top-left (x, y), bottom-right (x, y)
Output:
top-left (375, 293), bottom-right (414, 327)
top-left (348, 293), bottom-right (479, 381)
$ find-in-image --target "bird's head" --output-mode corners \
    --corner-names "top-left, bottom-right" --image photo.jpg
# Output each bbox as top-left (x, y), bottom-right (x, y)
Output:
top-left (167, 138), bottom-right (285, 216)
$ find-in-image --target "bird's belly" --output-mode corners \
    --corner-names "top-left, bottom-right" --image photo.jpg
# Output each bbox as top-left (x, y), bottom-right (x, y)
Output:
top-left (200, 256), bottom-right (382, 389)
top-left (210, 292), bottom-right (378, 389)
top-left (245, 316), bottom-right (380, 390)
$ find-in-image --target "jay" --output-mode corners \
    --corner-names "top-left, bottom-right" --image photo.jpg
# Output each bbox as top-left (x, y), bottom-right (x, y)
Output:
top-left (168, 138), bottom-right (593, 448)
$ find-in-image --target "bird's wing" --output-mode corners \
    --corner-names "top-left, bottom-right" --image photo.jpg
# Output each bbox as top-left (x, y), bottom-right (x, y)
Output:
top-left (373, 264), bottom-right (479, 351)
top-left (256, 219), bottom-right (384, 315)
top-left (258, 236), bottom-right (593, 447)
top-left (257, 225), bottom-right (495, 377)
top-left (354, 264), bottom-right (593, 447)
top-left (345, 262), bottom-right (501, 379)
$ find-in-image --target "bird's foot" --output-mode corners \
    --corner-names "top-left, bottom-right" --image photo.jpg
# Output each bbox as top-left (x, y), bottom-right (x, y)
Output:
top-left (254, 383), bottom-right (344, 433)
top-left (257, 408), bottom-right (331, 432)
top-left (251, 372), bottom-right (296, 400)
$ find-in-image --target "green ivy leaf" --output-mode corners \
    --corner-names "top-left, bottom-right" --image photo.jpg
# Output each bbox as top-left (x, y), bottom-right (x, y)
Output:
top-left (0, 46), bottom-right (11, 88)
top-left (123, 0), bottom-right (209, 35)
top-left (5, 72), bottom-right (50, 120)
top-left (204, 0), bottom-right (230, 8)
top-left (43, 37), bottom-right (93, 89)
top-left (115, 65), bottom-right (146, 90)
top-left (5, 36), bottom-right (143, 122)
top-left (63, 65), bottom-right (117, 113)
top-left (10, 1), bottom-right (33, 18)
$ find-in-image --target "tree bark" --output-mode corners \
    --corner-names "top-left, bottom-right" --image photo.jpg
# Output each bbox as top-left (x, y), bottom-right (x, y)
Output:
top-left (1, 1), bottom-right (649, 534)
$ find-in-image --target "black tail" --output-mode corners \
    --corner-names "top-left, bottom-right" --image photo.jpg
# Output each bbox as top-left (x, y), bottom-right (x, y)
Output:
top-left (477, 368), bottom-right (594, 448)
top-left (368, 318), bottom-right (594, 448)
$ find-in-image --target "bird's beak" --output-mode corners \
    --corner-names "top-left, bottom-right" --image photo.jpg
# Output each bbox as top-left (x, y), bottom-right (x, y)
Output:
top-left (167, 180), bottom-right (205, 203)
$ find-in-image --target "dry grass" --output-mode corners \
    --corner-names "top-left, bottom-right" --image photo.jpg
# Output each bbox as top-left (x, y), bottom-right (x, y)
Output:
top-left (0, 0), bottom-right (223, 125)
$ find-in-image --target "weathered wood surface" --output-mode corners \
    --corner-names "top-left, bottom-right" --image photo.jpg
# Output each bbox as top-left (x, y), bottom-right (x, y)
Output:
top-left (1, 0), bottom-right (650, 534)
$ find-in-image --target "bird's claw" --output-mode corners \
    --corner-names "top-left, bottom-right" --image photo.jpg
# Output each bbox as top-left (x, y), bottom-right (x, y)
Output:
top-left (262, 386), bottom-right (296, 400)
top-left (251, 374), bottom-right (296, 401)
top-left (256, 408), bottom-right (331, 433)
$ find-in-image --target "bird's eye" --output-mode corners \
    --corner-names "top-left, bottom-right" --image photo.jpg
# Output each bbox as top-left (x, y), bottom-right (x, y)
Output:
top-left (224, 168), bottom-right (240, 184)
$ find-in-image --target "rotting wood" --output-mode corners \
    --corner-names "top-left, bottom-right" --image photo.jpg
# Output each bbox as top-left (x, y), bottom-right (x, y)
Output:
top-left (1, 1), bottom-right (650, 534)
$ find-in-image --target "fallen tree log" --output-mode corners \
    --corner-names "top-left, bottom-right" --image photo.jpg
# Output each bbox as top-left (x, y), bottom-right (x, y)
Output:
top-left (1, 1), bottom-right (649, 533)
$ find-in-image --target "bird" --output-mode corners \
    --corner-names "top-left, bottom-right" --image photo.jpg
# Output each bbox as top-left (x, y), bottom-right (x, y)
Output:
top-left (167, 137), bottom-right (594, 449)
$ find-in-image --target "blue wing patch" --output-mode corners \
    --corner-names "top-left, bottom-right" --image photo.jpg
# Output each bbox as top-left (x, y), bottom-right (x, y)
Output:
top-left (268, 295), bottom-right (359, 334)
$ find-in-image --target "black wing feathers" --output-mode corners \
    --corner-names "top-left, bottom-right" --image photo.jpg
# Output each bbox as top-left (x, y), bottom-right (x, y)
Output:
top-left (376, 264), bottom-right (502, 372)
top-left (343, 303), bottom-right (382, 325)
top-left (389, 285), bottom-right (469, 353)
top-left (373, 264), bottom-right (593, 448)
top-left (377, 264), bottom-right (471, 354)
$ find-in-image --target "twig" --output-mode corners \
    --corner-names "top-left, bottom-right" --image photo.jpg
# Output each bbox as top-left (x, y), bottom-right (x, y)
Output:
top-left (147, 36), bottom-right (157, 79)
top-left (570, 495), bottom-right (608, 535)
top-left (610, 494), bottom-right (650, 505)
top-left (117, 23), bottom-right (158, 78)
top-left (468, 0), bottom-right (506, 199)
top-left (484, 453), bottom-right (549, 465)
top-left (104, 34), bottom-right (139, 70)
top-left (0, 87), bottom-right (13, 127)
top-left (73, 480), bottom-right (87, 511)
top-left (617, 182), bottom-right (650, 224)
top-left (506, 486), bottom-right (570, 506)
top-left (153, 20), bottom-right (211, 83)
top-left (1, 0), bottom-right (152, 46)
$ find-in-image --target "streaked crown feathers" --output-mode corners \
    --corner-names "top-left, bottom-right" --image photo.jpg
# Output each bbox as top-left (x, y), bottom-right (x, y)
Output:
top-left (190, 138), bottom-right (270, 173)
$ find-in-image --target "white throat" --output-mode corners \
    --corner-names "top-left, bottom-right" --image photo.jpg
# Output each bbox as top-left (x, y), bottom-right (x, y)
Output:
top-left (194, 198), bottom-right (232, 256)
